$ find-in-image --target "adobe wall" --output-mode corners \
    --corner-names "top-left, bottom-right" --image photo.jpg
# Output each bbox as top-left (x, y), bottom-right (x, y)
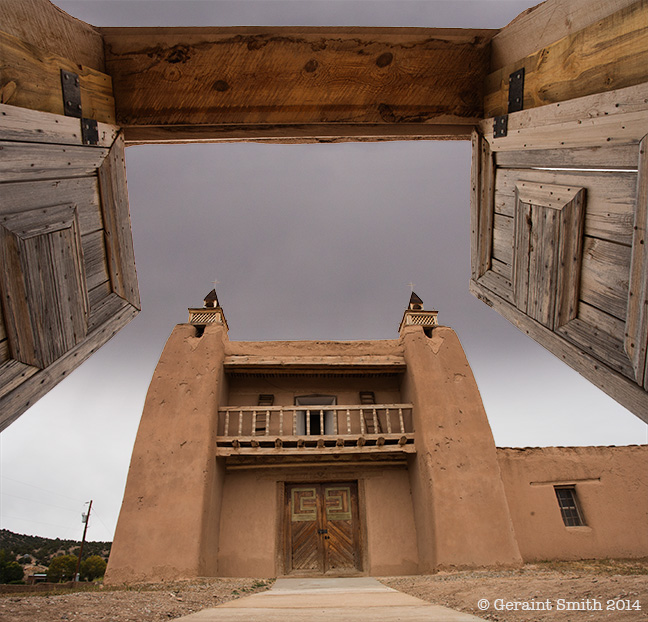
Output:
top-left (498, 445), bottom-right (648, 561)
top-left (400, 325), bottom-right (522, 570)
top-left (105, 324), bottom-right (228, 584)
top-left (217, 464), bottom-right (419, 577)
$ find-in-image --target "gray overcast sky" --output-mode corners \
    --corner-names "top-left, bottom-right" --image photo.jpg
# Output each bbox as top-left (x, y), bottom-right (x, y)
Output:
top-left (1, 0), bottom-right (646, 544)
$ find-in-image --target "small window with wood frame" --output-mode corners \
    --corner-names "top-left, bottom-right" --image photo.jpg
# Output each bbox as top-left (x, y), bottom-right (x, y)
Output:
top-left (554, 486), bottom-right (585, 527)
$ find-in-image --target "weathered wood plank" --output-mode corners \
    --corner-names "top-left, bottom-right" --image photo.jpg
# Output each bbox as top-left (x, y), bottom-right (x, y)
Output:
top-left (0, 141), bottom-right (108, 182)
top-left (485, 1), bottom-right (648, 118)
top-left (123, 123), bottom-right (474, 145)
top-left (481, 84), bottom-right (648, 151)
top-left (469, 279), bottom-right (648, 423)
top-left (557, 316), bottom-right (634, 380)
top-left (0, 177), bottom-right (103, 235)
top-left (102, 27), bottom-right (494, 133)
top-left (98, 134), bottom-right (140, 309)
top-left (555, 189), bottom-right (585, 328)
top-left (625, 135), bottom-right (648, 386)
top-left (0, 0), bottom-right (105, 71)
top-left (495, 144), bottom-right (639, 170)
top-left (580, 237), bottom-right (632, 322)
top-left (490, 257), bottom-right (512, 281)
top-left (512, 200), bottom-right (532, 315)
top-left (0, 360), bottom-right (39, 400)
top-left (0, 339), bottom-right (9, 364)
top-left (0, 205), bottom-right (89, 368)
top-left (0, 29), bottom-right (114, 123)
top-left (88, 280), bottom-right (112, 310)
top-left (0, 296), bottom-right (138, 431)
top-left (477, 269), bottom-right (514, 304)
top-left (0, 103), bottom-right (117, 147)
top-left (495, 168), bottom-right (637, 246)
top-left (470, 130), bottom-right (495, 280)
top-left (82, 230), bottom-right (110, 292)
top-left (492, 213), bottom-right (512, 267)
top-left (490, 0), bottom-right (639, 71)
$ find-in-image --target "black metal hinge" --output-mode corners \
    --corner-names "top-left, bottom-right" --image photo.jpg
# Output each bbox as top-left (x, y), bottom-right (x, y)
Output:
top-left (493, 115), bottom-right (508, 138)
top-left (81, 118), bottom-right (99, 146)
top-left (60, 69), bottom-right (82, 118)
top-left (508, 68), bottom-right (525, 113)
top-left (60, 69), bottom-right (99, 146)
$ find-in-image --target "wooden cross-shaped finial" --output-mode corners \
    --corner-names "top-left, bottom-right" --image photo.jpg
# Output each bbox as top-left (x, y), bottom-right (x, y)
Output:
top-left (408, 282), bottom-right (415, 292)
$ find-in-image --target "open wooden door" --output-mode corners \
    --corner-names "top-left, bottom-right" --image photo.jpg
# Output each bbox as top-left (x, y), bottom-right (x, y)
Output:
top-left (0, 104), bottom-right (140, 430)
top-left (470, 83), bottom-right (648, 422)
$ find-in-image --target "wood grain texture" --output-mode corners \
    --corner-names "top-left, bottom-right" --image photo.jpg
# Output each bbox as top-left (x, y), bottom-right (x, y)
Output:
top-left (0, 0), bottom-right (105, 71)
top-left (480, 83), bottom-right (648, 151)
top-left (97, 134), bottom-right (140, 309)
top-left (101, 27), bottom-right (494, 138)
top-left (469, 279), bottom-right (648, 423)
top-left (495, 168), bottom-right (637, 246)
top-left (580, 237), bottom-right (632, 322)
top-left (0, 205), bottom-right (88, 368)
top-left (625, 135), bottom-right (648, 386)
top-left (0, 177), bottom-right (103, 236)
top-left (122, 123), bottom-right (473, 145)
top-left (485, 1), bottom-right (648, 118)
top-left (0, 29), bottom-right (114, 123)
top-left (0, 295), bottom-right (138, 430)
top-left (470, 130), bottom-right (494, 279)
top-left (0, 103), bottom-right (117, 147)
top-left (494, 144), bottom-right (639, 170)
top-left (491, 0), bottom-right (639, 71)
top-left (0, 141), bottom-right (108, 182)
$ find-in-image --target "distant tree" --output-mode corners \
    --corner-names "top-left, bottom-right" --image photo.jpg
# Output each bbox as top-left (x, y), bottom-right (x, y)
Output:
top-left (0, 551), bottom-right (25, 584)
top-left (47, 555), bottom-right (78, 582)
top-left (80, 555), bottom-right (107, 581)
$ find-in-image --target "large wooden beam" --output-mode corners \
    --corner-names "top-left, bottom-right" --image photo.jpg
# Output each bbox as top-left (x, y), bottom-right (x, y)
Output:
top-left (485, 1), bottom-right (648, 117)
top-left (0, 29), bottom-right (115, 123)
top-left (100, 27), bottom-right (495, 144)
top-left (490, 0), bottom-right (639, 71)
top-left (0, 0), bottom-right (105, 72)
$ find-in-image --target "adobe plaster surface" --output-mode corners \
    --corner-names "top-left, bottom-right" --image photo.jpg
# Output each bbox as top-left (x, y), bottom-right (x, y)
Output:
top-left (498, 445), bottom-right (648, 561)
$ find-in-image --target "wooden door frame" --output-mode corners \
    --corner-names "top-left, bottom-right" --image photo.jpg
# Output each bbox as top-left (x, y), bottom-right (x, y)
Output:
top-left (280, 479), bottom-right (364, 577)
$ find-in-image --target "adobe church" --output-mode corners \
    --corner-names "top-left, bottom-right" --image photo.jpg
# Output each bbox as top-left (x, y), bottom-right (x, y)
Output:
top-left (105, 292), bottom-right (648, 583)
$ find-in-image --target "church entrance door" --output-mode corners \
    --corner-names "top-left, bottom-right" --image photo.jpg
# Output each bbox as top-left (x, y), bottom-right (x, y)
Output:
top-left (284, 482), bottom-right (362, 575)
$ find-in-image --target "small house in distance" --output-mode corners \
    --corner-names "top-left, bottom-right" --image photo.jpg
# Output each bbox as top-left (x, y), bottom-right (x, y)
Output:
top-left (106, 292), bottom-right (648, 582)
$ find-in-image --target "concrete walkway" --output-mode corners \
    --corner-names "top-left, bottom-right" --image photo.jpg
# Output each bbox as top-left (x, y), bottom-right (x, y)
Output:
top-left (173, 577), bottom-right (486, 621)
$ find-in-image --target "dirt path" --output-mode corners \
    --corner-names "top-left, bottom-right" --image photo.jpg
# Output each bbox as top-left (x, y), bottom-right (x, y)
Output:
top-left (1, 560), bottom-right (646, 622)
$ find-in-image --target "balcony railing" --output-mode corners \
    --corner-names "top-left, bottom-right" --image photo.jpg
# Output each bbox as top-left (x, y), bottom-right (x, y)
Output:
top-left (216, 404), bottom-right (415, 455)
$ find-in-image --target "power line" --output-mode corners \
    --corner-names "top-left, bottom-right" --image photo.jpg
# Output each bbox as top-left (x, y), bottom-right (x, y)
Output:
top-left (0, 492), bottom-right (80, 514)
top-left (0, 476), bottom-right (85, 504)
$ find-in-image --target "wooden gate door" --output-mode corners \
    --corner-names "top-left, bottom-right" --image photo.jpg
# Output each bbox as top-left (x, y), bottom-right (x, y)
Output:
top-left (285, 482), bottom-right (361, 575)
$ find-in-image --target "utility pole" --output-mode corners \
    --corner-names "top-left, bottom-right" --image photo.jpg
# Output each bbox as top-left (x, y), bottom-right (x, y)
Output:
top-left (74, 500), bottom-right (92, 582)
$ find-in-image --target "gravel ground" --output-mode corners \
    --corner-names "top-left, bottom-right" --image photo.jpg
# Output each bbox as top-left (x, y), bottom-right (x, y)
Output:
top-left (0, 578), bottom-right (271, 622)
top-left (381, 559), bottom-right (648, 621)
top-left (1, 560), bottom-right (646, 622)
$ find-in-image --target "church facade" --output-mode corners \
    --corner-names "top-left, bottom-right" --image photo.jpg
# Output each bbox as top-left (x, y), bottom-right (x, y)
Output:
top-left (106, 293), bottom-right (648, 583)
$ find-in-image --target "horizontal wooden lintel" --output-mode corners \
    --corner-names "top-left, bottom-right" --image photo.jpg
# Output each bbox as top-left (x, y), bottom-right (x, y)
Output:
top-left (101, 26), bottom-right (494, 141)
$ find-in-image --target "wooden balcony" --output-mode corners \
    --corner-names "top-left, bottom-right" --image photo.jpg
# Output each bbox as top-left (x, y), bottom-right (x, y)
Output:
top-left (216, 404), bottom-right (415, 457)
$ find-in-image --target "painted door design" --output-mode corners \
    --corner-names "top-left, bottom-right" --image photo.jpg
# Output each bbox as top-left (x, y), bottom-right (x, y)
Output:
top-left (285, 482), bottom-right (361, 575)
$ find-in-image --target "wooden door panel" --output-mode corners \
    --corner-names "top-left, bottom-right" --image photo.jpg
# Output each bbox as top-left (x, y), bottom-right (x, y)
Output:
top-left (288, 486), bottom-right (322, 572)
top-left (470, 87), bottom-right (648, 421)
top-left (323, 484), bottom-right (358, 572)
top-left (0, 104), bottom-right (139, 430)
top-left (285, 482), bottom-right (361, 575)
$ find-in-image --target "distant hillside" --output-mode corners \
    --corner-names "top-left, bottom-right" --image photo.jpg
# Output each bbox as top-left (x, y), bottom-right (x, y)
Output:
top-left (0, 529), bottom-right (111, 566)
